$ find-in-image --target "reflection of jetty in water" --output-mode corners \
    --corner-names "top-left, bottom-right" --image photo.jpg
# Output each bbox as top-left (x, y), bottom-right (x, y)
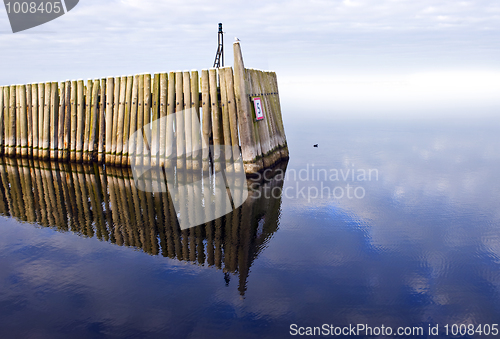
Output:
top-left (0, 157), bottom-right (287, 295)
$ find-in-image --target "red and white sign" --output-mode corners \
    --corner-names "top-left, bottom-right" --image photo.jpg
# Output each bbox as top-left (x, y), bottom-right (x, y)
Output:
top-left (253, 97), bottom-right (264, 121)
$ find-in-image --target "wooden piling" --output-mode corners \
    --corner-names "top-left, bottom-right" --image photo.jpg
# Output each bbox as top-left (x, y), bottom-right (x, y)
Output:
top-left (134, 75), bottom-right (144, 164)
top-left (30, 84), bottom-right (38, 159)
top-left (249, 69), bottom-right (274, 168)
top-left (110, 77), bottom-right (120, 165)
top-left (105, 77), bottom-right (114, 165)
top-left (143, 74), bottom-right (152, 166)
top-left (19, 85), bottom-right (28, 158)
top-left (201, 70), bottom-right (211, 166)
top-left (159, 73), bottom-right (167, 166)
top-left (69, 81), bottom-right (77, 162)
top-left (0, 86), bottom-right (4, 156)
top-left (127, 75), bottom-right (139, 167)
top-left (183, 71), bottom-right (192, 169)
top-left (151, 73), bottom-right (160, 167)
top-left (48, 82), bottom-right (58, 160)
top-left (26, 84), bottom-right (32, 158)
top-left (8, 85), bottom-right (16, 157)
top-left (224, 67), bottom-right (241, 170)
top-left (209, 68), bottom-right (222, 167)
top-left (57, 82), bottom-right (66, 160)
top-left (16, 86), bottom-right (20, 156)
top-left (61, 81), bottom-right (71, 161)
top-left (41, 82), bottom-right (52, 160)
top-left (165, 72), bottom-right (176, 163)
top-left (121, 75), bottom-right (133, 167)
top-left (83, 80), bottom-right (92, 162)
top-left (233, 42), bottom-right (263, 173)
top-left (175, 71), bottom-right (185, 168)
top-left (75, 80), bottom-right (85, 163)
top-left (219, 68), bottom-right (233, 164)
top-left (37, 84), bottom-right (45, 160)
top-left (98, 79), bottom-right (106, 164)
top-left (89, 79), bottom-right (100, 162)
top-left (190, 70), bottom-right (201, 169)
top-left (115, 76), bottom-right (127, 166)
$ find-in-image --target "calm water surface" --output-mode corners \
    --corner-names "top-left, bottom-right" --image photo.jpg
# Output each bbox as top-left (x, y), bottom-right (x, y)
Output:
top-left (1, 118), bottom-right (500, 338)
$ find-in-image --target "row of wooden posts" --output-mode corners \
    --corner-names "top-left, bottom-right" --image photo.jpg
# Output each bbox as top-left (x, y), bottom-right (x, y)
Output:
top-left (0, 157), bottom-right (286, 295)
top-left (0, 43), bottom-right (288, 174)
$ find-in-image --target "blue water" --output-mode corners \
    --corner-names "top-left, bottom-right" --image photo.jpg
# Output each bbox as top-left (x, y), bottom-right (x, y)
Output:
top-left (1, 118), bottom-right (500, 338)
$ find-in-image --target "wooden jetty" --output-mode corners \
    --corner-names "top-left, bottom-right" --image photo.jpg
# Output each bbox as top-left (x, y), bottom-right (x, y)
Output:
top-left (0, 157), bottom-right (287, 296)
top-left (0, 42), bottom-right (288, 175)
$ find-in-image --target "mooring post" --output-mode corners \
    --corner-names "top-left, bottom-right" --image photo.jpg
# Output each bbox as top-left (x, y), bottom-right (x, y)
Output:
top-left (105, 77), bottom-right (114, 165)
top-left (26, 84), bottom-right (32, 158)
top-left (233, 42), bottom-right (263, 174)
top-left (165, 71), bottom-right (176, 166)
top-left (201, 69), bottom-right (211, 171)
top-left (97, 78), bottom-right (106, 164)
top-left (75, 80), bottom-right (84, 163)
top-left (57, 82), bottom-right (65, 160)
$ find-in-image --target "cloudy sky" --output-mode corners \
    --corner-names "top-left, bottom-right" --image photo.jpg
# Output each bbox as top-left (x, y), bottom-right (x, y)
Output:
top-left (1, 0), bottom-right (499, 118)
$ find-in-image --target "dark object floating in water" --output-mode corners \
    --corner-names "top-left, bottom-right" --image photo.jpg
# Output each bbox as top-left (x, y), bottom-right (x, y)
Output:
top-left (313, 144), bottom-right (318, 148)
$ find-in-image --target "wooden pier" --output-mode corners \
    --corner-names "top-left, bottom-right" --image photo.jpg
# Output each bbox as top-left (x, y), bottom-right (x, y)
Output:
top-left (0, 42), bottom-right (288, 175)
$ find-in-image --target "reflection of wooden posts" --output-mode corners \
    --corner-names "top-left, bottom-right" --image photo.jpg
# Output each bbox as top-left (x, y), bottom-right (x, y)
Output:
top-left (107, 168), bottom-right (121, 245)
top-left (116, 168), bottom-right (133, 247)
top-left (162, 186), bottom-right (175, 258)
top-left (58, 163), bottom-right (74, 231)
top-left (0, 160), bottom-right (10, 216)
top-left (129, 172), bottom-right (144, 247)
top-left (98, 165), bottom-right (111, 241)
top-left (52, 162), bottom-right (67, 230)
top-left (104, 77), bottom-right (114, 165)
